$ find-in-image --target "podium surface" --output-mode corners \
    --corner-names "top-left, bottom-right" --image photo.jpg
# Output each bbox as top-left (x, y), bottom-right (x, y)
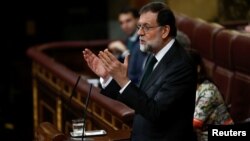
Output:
top-left (66, 129), bottom-right (131, 141)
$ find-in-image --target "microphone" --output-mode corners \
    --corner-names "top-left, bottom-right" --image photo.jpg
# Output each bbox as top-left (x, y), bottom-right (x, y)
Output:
top-left (70, 76), bottom-right (106, 140)
top-left (81, 84), bottom-right (93, 141)
top-left (69, 75), bottom-right (81, 103)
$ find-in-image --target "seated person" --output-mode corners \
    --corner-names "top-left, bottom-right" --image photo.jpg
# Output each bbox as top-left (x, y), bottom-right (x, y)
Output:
top-left (187, 49), bottom-right (234, 141)
top-left (108, 7), bottom-right (148, 84)
top-left (244, 24), bottom-right (250, 32)
top-left (176, 30), bottom-right (191, 48)
top-left (108, 40), bottom-right (130, 62)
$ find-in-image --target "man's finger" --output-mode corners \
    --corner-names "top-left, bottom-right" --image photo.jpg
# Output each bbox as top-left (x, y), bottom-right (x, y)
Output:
top-left (84, 48), bottom-right (95, 56)
top-left (98, 52), bottom-right (109, 67)
top-left (124, 55), bottom-right (129, 67)
top-left (99, 51), bottom-right (112, 64)
top-left (104, 49), bottom-right (118, 61)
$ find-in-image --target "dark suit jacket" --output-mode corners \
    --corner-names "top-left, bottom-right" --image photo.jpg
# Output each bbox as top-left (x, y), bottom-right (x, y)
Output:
top-left (101, 41), bottom-right (197, 141)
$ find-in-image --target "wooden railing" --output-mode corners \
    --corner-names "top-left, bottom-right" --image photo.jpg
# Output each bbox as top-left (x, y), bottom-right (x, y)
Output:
top-left (36, 122), bottom-right (67, 141)
top-left (26, 40), bottom-right (134, 139)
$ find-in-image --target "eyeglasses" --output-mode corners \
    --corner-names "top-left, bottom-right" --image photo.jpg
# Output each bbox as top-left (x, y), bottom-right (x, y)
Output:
top-left (137, 25), bottom-right (161, 33)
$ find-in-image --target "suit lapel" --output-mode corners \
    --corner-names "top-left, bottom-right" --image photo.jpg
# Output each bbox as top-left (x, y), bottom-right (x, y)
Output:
top-left (141, 42), bottom-right (179, 91)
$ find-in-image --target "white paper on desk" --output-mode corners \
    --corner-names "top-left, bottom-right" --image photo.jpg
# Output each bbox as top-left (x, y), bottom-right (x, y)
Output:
top-left (70, 130), bottom-right (107, 137)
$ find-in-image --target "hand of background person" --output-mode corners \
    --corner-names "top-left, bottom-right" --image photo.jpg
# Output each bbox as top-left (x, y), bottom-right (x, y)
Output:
top-left (82, 49), bottom-right (110, 80)
top-left (245, 24), bottom-right (250, 32)
top-left (98, 49), bottom-right (130, 87)
top-left (108, 40), bottom-right (128, 56)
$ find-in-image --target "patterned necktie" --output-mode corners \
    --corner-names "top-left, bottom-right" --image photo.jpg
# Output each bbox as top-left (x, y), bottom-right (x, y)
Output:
top-left (140, 55), bottom-right (157, 87)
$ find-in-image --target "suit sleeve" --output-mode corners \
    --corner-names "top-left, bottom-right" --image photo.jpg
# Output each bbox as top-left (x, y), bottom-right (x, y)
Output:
top-left (100, 79), bottom-right (121, 99)
top-left (117, 61), bottom-right (197, 123)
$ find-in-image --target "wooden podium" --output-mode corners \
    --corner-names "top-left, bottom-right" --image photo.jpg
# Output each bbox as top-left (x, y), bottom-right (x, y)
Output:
top-left (36, 122), bottom-right (67, 141)
top-left (36, 122), bottom-right (131, 141)
top-left (67, 130), bottom-right (131, 141)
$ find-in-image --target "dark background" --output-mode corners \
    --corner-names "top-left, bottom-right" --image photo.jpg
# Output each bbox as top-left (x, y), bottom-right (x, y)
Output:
top-left (0, 1), bottom-right (108, 140)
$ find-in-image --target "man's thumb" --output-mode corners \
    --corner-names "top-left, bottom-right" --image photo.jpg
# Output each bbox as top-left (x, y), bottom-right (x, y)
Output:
top-left (124, 55), bottom-right (129, 67)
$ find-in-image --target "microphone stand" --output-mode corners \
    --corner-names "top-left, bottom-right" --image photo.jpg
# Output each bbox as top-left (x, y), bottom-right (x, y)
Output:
top-left (69, 75), bottom-right (81, 103)
top-left (81, 84), bottom-right (93, 141)
top-left (69, 76), bottom-right (94, 141)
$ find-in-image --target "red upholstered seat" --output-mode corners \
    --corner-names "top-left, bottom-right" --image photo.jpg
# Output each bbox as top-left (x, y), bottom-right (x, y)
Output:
top-left (193, 22), bottom-right (224, 60)
top-left (230, 73), bottom-right (250, 122)
top-left (229, 33), bottom-right (250, 123)
top-left (213, 66), bottom-right (234, 105)
top-left (176, 16), bottom-right (203, 45)
top-left (213, 30), bottom-right (239, 105)
top-left (193, 22), bottom-right (224, 78)
top-left (170, 14), bottom-right (250, 123)
top-left (203, 58), bottom-right (216, 79)
top-left (231, 34), bottom-right (250, 75)
top-left (175, 13), bottom-right (186, 27)
top-left (214, 30), bottom-right (239, 68)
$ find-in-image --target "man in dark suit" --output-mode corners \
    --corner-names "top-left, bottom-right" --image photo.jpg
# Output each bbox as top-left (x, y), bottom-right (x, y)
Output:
top-left (83, 2), bottom-right (197, 141)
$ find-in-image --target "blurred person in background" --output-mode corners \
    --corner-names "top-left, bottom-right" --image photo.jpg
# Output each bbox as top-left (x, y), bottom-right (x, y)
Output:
top-left (108, 6), bottom-right (148, 84)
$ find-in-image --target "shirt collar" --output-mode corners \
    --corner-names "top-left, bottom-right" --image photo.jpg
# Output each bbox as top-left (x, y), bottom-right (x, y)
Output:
top-left (155, 39), bottom-right (175, 62)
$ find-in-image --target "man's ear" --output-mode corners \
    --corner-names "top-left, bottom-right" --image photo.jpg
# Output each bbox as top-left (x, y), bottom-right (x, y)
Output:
top-left (162, 25), bottom-right (170, 39)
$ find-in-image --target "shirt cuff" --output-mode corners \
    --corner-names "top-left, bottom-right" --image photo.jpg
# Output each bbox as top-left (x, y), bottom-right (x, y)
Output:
top-left (100, 77), bottom-right (113, 89)
top-left (119, 80), bottom-right (131, 94)
top-left (121, 50), bottom-right (130, 57)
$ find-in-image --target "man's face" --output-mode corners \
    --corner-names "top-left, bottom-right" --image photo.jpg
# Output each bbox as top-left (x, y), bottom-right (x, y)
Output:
top-left (137, 11), bottom-right (163, 53)
top-left (119, 13), bottom-right (138, 36)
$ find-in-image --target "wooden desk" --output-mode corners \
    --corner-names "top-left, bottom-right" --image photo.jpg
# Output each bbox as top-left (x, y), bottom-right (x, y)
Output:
top-left (67, 130), bottom-right (131, 141)
top-left (37, 122), bottom-right (131, 141)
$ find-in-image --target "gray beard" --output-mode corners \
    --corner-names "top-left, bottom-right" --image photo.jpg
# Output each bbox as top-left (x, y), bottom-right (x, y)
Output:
top-left (140, 44), bottom-right (153, 53)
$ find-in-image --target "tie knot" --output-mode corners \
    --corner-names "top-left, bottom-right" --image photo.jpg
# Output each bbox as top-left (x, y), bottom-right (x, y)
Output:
top-left (147, 55), bottom-right (157, 68)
